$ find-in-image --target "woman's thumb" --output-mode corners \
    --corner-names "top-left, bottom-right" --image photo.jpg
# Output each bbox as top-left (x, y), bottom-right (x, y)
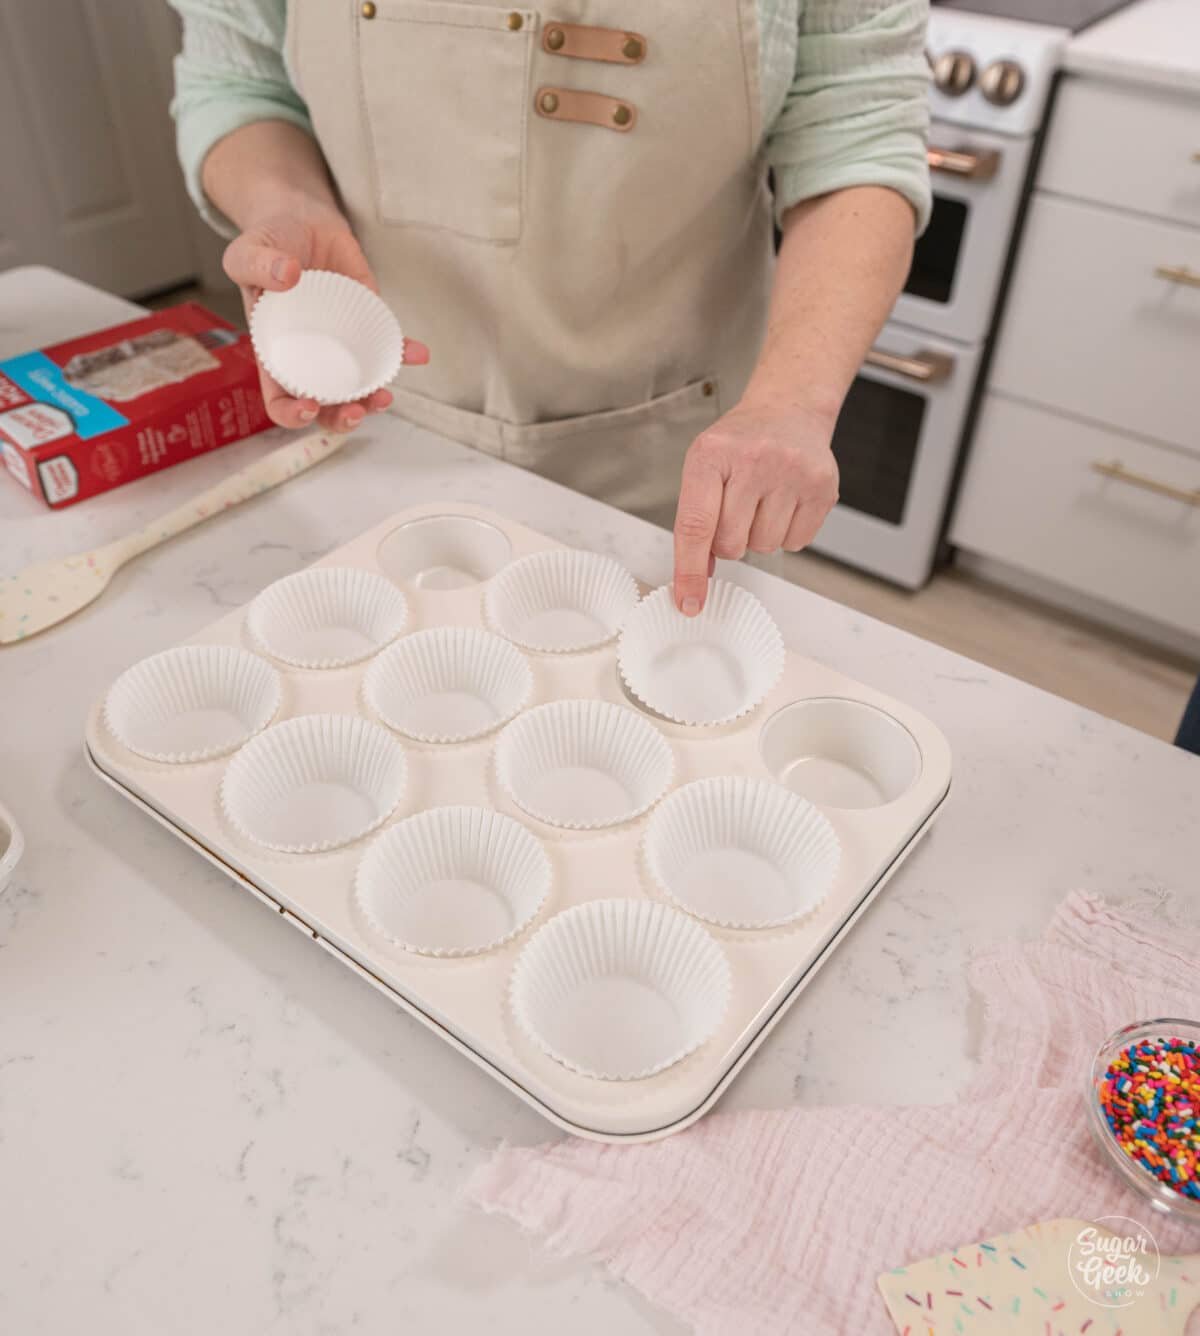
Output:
top-left (223, 233), bottom-right (301, 292)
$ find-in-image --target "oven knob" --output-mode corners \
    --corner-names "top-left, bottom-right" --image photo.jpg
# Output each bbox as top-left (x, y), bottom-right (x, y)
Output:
top-left (932, 49), bottom-right (976, 96)
top-left (980, 59), bottom-right (1025, 106)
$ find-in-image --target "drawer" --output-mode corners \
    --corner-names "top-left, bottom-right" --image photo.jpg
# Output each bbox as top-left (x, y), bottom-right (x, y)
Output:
top-left (989, 193), bottom-right (1200, 455)
top-left (951, 395), bottom-right (1200, 637)
top-left (1040, 77), bottom-right (1200, 229)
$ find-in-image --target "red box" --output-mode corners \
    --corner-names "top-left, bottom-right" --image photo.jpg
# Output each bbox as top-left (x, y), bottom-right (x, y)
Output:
top-left (0, 303), bottom-right (268, 508)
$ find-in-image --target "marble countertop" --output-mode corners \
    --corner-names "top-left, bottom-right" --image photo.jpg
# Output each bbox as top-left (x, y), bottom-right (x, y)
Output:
top-left (1, 270), bottom-right (1198, 1335)
top-left (1065, 0), bottom-right (1200, 92)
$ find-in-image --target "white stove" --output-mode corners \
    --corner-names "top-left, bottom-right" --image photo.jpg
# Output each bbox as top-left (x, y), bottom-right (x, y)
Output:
top-left (929, 10), bottom-right (1069, 136)
top-left (809, 2), bottom-right (1124, 588)
top-left (897, 10), bottom-right (1067, 347)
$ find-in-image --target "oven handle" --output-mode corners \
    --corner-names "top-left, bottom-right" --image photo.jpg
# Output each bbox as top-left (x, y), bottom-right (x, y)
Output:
top-left (863, 347), bottom-right (955, 384)
top-left (927, 145), bottom-right (1001, 181)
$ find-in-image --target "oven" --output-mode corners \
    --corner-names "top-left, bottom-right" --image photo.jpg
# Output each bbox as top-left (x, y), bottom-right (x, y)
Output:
top-left (813, 323), bottom-right (982, 589)
top-left (807, 128), bottom-right (1022, 587)
top-left (894, 128), bottom-right (1033, 343)
top-left (807, 6), bottom-right (1075, 588)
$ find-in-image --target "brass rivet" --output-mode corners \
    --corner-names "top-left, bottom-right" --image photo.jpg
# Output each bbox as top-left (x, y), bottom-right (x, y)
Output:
top-left (623, 36), bottom-right (643, 59)
top-left (506, 11), bottom-right (523, 29)
top-left (702, 381), bottom-right (715, 397)
top-left (540, 91), bottom-right (559, 114)
top-left (612, 104), bottom-right (632, 127)
top-left (546, 26), bottom-right (565, 49)
top-left (360, 0), bottom-right (376, 16)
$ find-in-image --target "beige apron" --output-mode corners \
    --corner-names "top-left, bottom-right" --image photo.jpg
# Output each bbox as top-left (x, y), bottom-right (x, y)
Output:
top-left (286, 0), bottom-right (774, 527)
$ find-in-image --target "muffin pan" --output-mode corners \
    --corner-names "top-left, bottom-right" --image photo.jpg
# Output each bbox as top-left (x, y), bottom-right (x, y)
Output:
top-left (85, 503), bottom-right (952, 1142)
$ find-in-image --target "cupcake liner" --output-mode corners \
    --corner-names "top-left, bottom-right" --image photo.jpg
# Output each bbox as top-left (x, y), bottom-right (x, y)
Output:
top-left (495, 699), bottom-right (673, 830)
top-left (644, 776), bottom-right (841, 929)
top-left (104, 644), bottom-right (281, 763)
top-left (246, 566), bottom-right (409, 669)
top-left (220, 713), bottom-right (408, 853)
top-left (363, 626), bottom-right (532, 743)
top-left (355, 806), bottom-right (551, 956)
top-left (510, 898), bottom-right (731, 1080)
top-left (249, 269), bottom-right (404, 405)
top-left (377, 514), bottom-right (512, 591)
top-left (484, 549), bottom-right (640, 652)
top-left (617, 580), bottom-right (785, 726)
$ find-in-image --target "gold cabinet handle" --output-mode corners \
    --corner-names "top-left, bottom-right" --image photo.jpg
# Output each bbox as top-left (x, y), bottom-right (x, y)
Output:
top-left (1154, 264), bottom-right (1200, 289)
top-left (864, 347), bottom-right (954, 383)
top-left (927, 145), bottom-right (1001, 180)
top-left (1091, 459), bottom-right (1200, 507)
top-left (1192, 151), bottom-right (1200, 163)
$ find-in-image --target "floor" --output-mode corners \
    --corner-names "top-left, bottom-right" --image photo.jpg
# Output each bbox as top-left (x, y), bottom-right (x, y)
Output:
top-left (155, 280), bottom-right (1196, 744)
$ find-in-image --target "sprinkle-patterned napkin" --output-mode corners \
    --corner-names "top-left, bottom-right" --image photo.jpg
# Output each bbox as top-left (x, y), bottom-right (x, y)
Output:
top-left (878, 1215), bottom-right (1199, 1333)
top-left (466, 892), bottom-right (1200, 1335)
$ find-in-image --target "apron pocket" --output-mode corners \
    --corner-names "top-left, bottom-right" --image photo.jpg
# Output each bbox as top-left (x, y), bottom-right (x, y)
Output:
top-left (501, 378), bottom-right (722, 529)
top-left (357, 2), bottom-right (534, 242)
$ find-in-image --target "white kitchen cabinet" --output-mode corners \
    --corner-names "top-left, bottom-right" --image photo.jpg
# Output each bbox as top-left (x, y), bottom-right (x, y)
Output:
top-left (1039, 77), bottom-right (1200, 229)
top-left (988, 193), bottom-right (1200, 454)
top-left (951, 396), bottom-right (1200, 637)
top-left (0, 0), bottom-right (201, 297)
top-left (952, 59), bottom-right (1200, 651)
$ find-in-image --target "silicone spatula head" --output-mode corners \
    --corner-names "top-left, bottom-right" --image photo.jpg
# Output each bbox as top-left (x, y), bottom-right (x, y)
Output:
top-left (0, 546), bottom-right (120, 643)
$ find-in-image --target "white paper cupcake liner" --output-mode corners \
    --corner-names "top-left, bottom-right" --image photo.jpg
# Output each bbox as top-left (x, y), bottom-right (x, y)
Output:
top-left (249, 270), bottom-right (404, 405)
top-left (220, 713), bottom-right (408, 853)
top-left (495, 699), bottom-right (673, 830)
top-left (363, 626), bottom-right (532, 743)
top-left (355, 806), bottom-right (551, 956)
top-left (484, 549), bottom-right (640, 652)
top-left (246, 566), bottom-right (409, 669)
top-left (644, 776), bottom-right (841, 929)
top-left (104, 644), bottom-right (281, 763)
top-left (510, 899), bottom-right (731, 1080)
top-left (617, 580), bottom-right (785, 726)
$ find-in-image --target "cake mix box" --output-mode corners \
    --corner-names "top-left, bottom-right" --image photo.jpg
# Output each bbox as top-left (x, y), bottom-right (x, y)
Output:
top-left (0, 303), bottom-right (268, 509)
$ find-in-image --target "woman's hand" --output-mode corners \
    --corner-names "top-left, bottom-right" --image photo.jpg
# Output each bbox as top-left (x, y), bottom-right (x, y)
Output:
top-left (223, 203), bottom-right (430, 431)
top-left (672, 397), bottom-right (839, 614)
top-left (670, 186), bottom-right (916, 615)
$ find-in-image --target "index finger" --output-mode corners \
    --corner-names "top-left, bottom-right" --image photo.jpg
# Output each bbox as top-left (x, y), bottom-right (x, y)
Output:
top-left (673, 452), bottom-right (723, 615)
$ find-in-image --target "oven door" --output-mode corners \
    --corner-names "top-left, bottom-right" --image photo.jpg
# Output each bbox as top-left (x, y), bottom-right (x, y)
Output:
top-left (809, 325), bottom-right (982, 589)
top-left (892, 125), bottom-right (1032, 345)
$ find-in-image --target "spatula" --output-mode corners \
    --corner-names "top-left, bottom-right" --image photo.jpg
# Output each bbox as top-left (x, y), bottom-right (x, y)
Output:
top-left (0, 430), bottom-right (346, 644)
top-left (879, 1217), bottom-right (1200, 1334)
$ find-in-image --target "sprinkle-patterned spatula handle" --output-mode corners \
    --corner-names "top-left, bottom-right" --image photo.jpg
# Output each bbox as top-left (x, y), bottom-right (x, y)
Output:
top-left (116, 430), bottom-right (347, 564)
top-left (1, 430), bottom-right (350, 644)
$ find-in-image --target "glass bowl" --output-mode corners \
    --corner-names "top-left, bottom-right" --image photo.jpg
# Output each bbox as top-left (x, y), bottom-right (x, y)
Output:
top-left (1085, 1018), bottom-right (1200, 1222)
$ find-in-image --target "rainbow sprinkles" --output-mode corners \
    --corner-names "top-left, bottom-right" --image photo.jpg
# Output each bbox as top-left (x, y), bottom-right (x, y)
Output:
top-left (1097, 1033), bottom-right (1200, 1201)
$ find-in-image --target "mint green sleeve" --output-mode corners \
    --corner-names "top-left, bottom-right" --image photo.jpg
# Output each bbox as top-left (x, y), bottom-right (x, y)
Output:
top-left (766, 0), bottom-right (933, 234)
top-left (167, 0), bottom-right (313, 237)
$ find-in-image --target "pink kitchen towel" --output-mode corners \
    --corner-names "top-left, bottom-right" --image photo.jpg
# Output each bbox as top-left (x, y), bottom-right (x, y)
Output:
top-left (466, 892), bottom-right (1200, 1334)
